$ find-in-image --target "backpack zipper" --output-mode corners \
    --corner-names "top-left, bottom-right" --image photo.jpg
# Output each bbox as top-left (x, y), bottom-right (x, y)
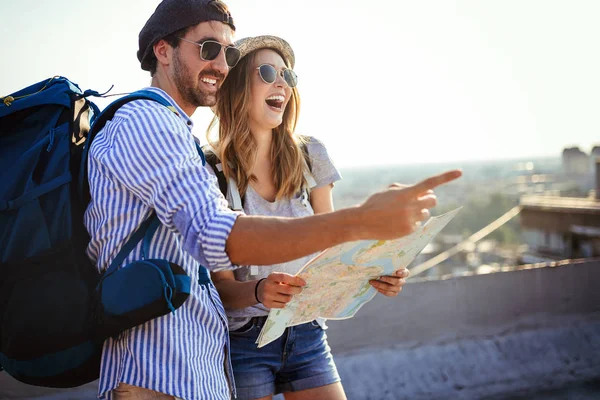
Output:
top-left (141, 261), bottom-right (176, 313)
top-left (1, 76), bottom-right (58, 107)
top-left (47, 128), bottom-right (56, 152)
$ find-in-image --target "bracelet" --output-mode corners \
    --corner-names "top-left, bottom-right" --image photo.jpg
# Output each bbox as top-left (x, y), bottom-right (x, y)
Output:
top-left (255, 278), bottom-right (267, 304)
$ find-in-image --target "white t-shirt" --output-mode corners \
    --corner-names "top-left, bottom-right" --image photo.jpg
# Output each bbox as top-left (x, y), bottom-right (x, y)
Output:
top-left (205, 136), bottom-right (342, 330)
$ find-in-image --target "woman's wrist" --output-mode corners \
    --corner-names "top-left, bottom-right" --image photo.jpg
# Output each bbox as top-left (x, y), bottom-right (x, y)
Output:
top-left (254, 278), bottom-right (267, 304)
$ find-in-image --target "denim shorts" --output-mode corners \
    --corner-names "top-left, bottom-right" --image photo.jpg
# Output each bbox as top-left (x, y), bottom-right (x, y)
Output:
top-left (229, 316), bottom-right (340, 399)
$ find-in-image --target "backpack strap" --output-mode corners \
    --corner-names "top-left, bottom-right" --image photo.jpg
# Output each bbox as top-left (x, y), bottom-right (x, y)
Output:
top-left (203, 147), bottom-right (244, 211)
top-left (202, 140), bottom-right (315, 211)
top-left (80, 90), bottom-right (180, 201)
top-left (203, 149), bottom-right (229, 200)
top-left (227, 176), bottom-right (244, 211)
top-left (83, 90), bottom-right (206, 274)
top-left (102, 214), bottom-right (156, 280)
top-left (299, 139), bottom-right (312, 171)
top-left (299, 140), bottom-right (317, 189)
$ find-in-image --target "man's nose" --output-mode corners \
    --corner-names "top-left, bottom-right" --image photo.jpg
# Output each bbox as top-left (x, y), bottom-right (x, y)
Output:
top-left (211, 49), bottom-right (229, 76)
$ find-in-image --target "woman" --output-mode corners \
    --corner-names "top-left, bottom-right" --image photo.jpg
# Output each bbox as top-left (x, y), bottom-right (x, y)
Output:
top-left (206, 35), bottom-right (409, 400)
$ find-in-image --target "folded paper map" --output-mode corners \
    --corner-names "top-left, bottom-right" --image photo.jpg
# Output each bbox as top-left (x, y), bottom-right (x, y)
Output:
top-left (256, 207), bottom-right (462, 348)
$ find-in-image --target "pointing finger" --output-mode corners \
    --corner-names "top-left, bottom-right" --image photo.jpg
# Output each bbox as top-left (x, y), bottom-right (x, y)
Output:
top-left (407, 170), bottom-right (462, 196)
top-left (388, 183), bottom-right (409, 189)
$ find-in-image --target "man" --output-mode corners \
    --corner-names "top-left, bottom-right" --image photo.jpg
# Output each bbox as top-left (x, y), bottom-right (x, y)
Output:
top-left (84, 0), bottom-right (461, 399)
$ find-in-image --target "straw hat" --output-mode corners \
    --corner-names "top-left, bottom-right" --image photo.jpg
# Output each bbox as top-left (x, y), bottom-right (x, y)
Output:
top-left (235, 35), bottom-right (295, 68)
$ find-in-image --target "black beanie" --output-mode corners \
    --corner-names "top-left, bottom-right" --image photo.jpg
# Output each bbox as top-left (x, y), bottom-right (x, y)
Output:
top-left (137, 0), bottom-right (235, 71)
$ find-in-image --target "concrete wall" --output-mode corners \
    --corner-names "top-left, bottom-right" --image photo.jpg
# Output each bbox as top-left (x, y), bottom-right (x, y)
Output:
top-left (326, 259), bottom-right (600, 399)
top-left (2, 260), bottom-right (599, 399)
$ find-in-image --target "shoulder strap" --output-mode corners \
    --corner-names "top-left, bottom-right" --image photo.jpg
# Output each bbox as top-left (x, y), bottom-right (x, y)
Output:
top-left (298, 138), bottom-right (317, 190)
top-left (299, 140), bottom-right (312, 172)
top-left (202, 139), bottom-right (316, 210)
top-left (80, 89), bottom-right (175, 202)
top-left (82, 90), bottom-right (186, 272)
top-left (103, 214), bottom-right (156, 279)
top-left (201, 146), bottom-right (243, 211)
top-left (203, 148), bottom-right (229, 199)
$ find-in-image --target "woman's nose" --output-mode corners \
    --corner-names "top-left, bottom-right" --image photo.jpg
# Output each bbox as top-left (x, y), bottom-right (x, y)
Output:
top-left (274, 72), bottom-right (287, 88)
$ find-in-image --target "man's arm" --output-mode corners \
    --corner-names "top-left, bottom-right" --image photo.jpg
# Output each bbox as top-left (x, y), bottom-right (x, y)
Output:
top-left (97, 102), bottom-right (460, 270)
top-left (226, 170), bottom-right (462, 266)
top-left (95, 101), bottom-right (240, 271)
top-left (308, 183), bottom-right (410, 296)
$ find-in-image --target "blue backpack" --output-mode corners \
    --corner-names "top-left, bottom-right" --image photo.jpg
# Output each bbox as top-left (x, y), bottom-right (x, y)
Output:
top-left (0, 77), bottom-right (195, 388)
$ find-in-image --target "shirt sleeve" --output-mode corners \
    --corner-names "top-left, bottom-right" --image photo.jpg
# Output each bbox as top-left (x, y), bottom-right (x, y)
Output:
top-left (304, 136), bottom-right (342, 188)
top-left (94, 100), bottom-right (240, 271)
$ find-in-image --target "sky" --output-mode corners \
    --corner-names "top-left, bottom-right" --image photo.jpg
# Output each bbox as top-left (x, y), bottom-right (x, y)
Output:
top-left (2, 0), bottom-right (599, 167)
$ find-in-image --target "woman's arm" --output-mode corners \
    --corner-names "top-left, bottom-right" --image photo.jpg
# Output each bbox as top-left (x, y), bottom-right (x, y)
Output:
top-left (310, 184), bottom-right (335, 214)
top-left (211, 270), bottom-right (305, 310)
top-left (210, 271), bottom-right (257, 309)
top-left (213, 183), bottom-right (332, 310)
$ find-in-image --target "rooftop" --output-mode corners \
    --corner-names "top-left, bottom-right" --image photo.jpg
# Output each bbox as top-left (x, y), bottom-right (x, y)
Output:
top-left (2, 259), bottom-right (599, 400)
top-left (327, 258), bottom-right (600, 399)
top-left (520, 194), bottom-right (600, 213)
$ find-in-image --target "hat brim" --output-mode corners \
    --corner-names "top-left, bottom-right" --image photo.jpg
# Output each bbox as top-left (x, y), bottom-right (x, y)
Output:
top-left (235, 35), bottom-right (295, 68)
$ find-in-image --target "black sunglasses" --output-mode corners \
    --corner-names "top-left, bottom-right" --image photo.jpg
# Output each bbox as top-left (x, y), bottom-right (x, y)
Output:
top-left (177, 37), bottom-right (241, 68)
top-left (256, 64), bottom-right (298, 88)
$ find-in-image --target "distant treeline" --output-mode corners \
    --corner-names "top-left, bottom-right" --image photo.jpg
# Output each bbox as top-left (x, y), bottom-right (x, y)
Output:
top-left (435, 192), bottom-right (521, 244)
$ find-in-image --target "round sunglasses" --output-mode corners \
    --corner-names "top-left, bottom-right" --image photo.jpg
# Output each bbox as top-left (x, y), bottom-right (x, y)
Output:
top-left (177, 37), bottom-right (241, 68)
top-left (256, 64), bottom-right (298, 88)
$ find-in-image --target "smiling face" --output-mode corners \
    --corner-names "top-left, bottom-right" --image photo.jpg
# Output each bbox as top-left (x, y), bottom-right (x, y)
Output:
top-left (170, 21), bottom-right (234, 108)
top-left (210, 41), bottom-right (304, 201)
top-left (247, 49), bottom-right (293, 133)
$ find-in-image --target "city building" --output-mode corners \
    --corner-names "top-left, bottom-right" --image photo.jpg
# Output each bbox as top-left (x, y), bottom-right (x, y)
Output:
top-left (562, 146), bottom-right (589, 175)
top-left (591, 145), bottom-right (600, 172)
top-left (519, 159), bottom-right (600, 263)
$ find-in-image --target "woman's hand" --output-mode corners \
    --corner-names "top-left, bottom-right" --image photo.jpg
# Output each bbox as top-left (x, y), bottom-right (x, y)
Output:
top-left (369, 268), bottom-right (410, 297)
top-left (257, 272), bottom-right (306, 309)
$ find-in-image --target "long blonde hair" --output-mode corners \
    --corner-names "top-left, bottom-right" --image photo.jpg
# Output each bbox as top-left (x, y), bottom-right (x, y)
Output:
top-left (207, 50), bottom-right (306, 199)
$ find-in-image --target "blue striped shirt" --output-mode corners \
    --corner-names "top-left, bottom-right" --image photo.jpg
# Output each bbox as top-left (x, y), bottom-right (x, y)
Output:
top-left (84, 87), bottom-right (239, 399)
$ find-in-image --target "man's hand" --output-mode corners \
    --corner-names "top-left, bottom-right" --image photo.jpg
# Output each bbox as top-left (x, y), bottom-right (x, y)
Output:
top-left (369, 268), bottom-right (410, 297)
top-left (256, 272), bottom-right (306, 309)
top-left (356, 170), bottom-right (462, 240)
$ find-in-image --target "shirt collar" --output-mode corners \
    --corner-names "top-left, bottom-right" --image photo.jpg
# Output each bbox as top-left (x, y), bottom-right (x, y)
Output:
top-left (143, 87), bottom-right (194, 130)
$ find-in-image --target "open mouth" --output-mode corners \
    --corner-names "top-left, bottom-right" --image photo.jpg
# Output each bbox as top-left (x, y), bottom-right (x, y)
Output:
top-left (200, 76), bottom-right (218, 88)
top-left (265, 95), bottom-right (285, 111)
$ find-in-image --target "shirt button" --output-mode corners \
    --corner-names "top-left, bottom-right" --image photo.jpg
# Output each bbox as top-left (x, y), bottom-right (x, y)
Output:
top-left (187, 121), bottom-right (192, 126)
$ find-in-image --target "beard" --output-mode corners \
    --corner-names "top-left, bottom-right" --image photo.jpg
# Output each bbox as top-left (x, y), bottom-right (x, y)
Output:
top-left (172, 50), bottom-right (221, 108)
